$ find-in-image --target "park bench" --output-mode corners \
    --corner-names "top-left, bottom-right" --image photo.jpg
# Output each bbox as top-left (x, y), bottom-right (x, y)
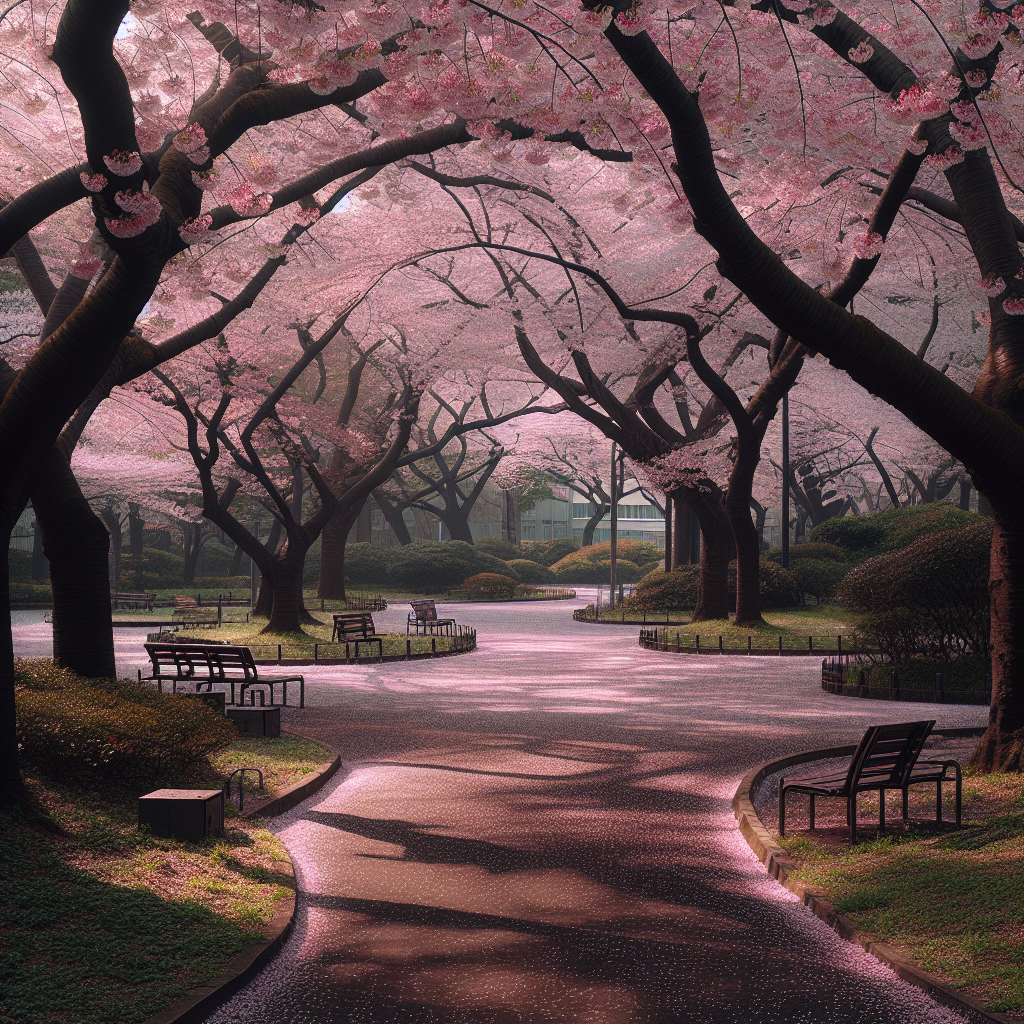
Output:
top-left (778, 719), bottom-right (961, 843)
top-left (111, 592), bottom-right (157, 611)
top-left (172, 608), bottom-right (220, 628)
top-left (140, 642), bottom-right (305, 707)
top-left (332, 612), bottom-right (384, 659)
top-left (407, 600), bottom-right (456, 636)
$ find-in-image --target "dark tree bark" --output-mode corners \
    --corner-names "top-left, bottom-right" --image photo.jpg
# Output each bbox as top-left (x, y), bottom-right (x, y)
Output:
top-left (371, 490), bottom-right (414, 546)
top-left (99, 507), bottom-right (122, 593)
top-left (581, 503), bottom-right (609, 548)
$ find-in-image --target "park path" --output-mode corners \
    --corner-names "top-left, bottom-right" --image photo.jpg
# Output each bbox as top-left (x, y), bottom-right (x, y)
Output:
top-left (14, 601), bottom-right (988, 1022)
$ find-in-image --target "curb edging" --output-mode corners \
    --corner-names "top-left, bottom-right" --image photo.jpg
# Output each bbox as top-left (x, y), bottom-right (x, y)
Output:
top-left (141, 753), bottom-right (343, 1024)
top-left (732, 727), bottom-right (1017, 1024)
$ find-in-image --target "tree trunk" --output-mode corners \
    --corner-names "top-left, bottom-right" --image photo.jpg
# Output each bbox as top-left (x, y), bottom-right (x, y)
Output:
top-left (435, 507), bottom-right (475, 543)
top-left (373, 491), bottom-right (413, 545)
top-left (30, 506), bottom-right (47, 582)
top-left (229, 543), bottom-right (243, 576)
top-left (959, 478), bottom-right (973, 511)
top-left (318, 502), bottom-right (363, 601)
top-left (182, 522), bottom-right (204, 587)
top-left (262, 544), bottom-right (318, 634)
top-left (686, 490), bottom-right (731, 621)
top-left (128, 505), bottom-right (144, 558)
top-left (969, 503), bottom-right (1024, 771)
top-left (100, 508), bottom-right (122, 593)
top-left (33, 451), bottom-right (115, 678)
top-left (0, 539), bottom-right (27, 808)
top-left (581, 504), bottom-right (609, 547)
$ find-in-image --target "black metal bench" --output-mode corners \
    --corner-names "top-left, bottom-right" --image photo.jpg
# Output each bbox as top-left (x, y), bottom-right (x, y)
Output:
top-left (140, 642), bottom-right (304, 707)
top-left (332, 612), bottom-right (384, 659)
top-left (112, 592), bottom-right (157, 611)
top-left (407, 600), bottom-right (456, 636)
top-left (778, 720), bottom-right (960, 843)
top-left (172, 608), bottom-right (221, 628)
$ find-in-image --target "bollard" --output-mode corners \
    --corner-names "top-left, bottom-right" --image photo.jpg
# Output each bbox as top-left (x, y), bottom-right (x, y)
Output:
top-left (837, 634), bottom-right (842, 655)
top-left (935, 671), bottom-right (944, 703)
top-left (889, 669), bottom-right (899, 698)
top-left (778, 635), bottom-right (783, 654)
top-left (808, 635), bottom-right (813, 652)
top-left (747, 635), bottom-right (752, 654)
top-left (406, 638), bottom-right (411, 658)
top-left (695, 634), bottom-right (700, 652)
top-left (718, 635), bottom-right (724, 653)
top-left (314, 643), bottom-right (318, 663)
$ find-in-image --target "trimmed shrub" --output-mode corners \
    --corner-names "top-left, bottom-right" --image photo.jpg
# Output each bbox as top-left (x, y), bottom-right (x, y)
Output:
top-left (551, 539), bottom-right (661, 569)
top-left (192, 576), bottom-right (250, 590)
top-left (812, 506), bottom-right (979, 562)
top-left (504, 559), bottom-right (557, 584)
top-left (343, 543), bottom-right (394, 585)
top-left (625, 559), bottom-right (801, 613)
top-left (625, 566), bottom-right (700, 612)
top-left (476, 537), bottom-right (523, 561)
top-left (838, 521), bottom-right (992, 661)
top-left (8, 549), bottom-right (35, 583)
top-left (10, 582), bottom-right (52, 603)
top-left (551, 557), bottom-right (641, 584)
top-left (388, 541), bottom-right (517, 590)
top-left (463, 573), bottom-right (519, 598)
top-left (520, 539), bottom-right (578, 566)
top-left (789, 559), bottom-right (850, 605)
top-left (122, 547), bottom-right (186, 588)
top-left (763, 542), bottom-right (847, 564)
top-left (14, 659), bottom-right (236, 785)
top-left (638, 561), bottom-right (663, 577)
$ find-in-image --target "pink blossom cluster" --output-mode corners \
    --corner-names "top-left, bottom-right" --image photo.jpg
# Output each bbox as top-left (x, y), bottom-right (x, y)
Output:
top-left (179, 214), bottom-right (213, 246)
top-left (104, 189), bottom-right (162, 238)
top-left (883, 84), bottom-right (949, 124)
top-left (852, 231), bottom-right (885, 260)
top-left (226, 182), bottom-right (274, 217)
top-left (191, 168), bottom-right (218, 191)
top-left (172, 123), bottom-right (210, 165)
top-left (69, 243), bottom-right (105, 279)
top-left (102, 149), bottom-right (143, 176)
top-left (80, 170), bottom-right (108, 192)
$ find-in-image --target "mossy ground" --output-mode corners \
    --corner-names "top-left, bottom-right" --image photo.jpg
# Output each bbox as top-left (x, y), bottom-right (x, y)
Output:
top-left (0, 734), bottom-right (330, 1024)
top-left (777, 771), bottom-right (1024, 1015)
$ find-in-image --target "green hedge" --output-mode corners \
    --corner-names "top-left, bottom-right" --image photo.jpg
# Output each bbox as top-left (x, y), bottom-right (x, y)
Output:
top-left (14, 660), bottom-right (236, 785)
top-left (812, 505), bottom-right (979, 562)
top-left (625, 559), bottom-right (801, 612)
top-left (192, 576), bottom-right (250, 590)
top-left (476, 537), bottom-right (523, 561)
top-left (519, 539), bottom-right (578, 566)
top-left (342, 541), bottom-right (517, 589)
top-left (10, 582), bottom-right (52, 603)
top-left (503, 559), bottom-right (557, 584)
top-left (838, 520), bottom-right (991, 662)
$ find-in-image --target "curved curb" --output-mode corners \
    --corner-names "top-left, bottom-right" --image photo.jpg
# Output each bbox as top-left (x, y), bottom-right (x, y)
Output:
top-left (139, 855), bottom-right (296, 1024)
top-left (141, 753), bottom-right (343, 1024)
top-left (731, 728), bottom-right (1016, 1024)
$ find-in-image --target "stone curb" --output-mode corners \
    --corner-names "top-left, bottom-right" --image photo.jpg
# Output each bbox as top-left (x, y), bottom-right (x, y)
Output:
top-left (731, 728), bottom-right (1018, 1024)
top-left (140, 752), bottom-right (343, 1024)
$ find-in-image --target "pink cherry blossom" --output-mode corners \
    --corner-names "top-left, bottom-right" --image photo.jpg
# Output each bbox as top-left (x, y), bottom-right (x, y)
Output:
top-left (1002, 295), bottom-right (1024, 315)
top-left (852, 231), bottom-right (885, 260)
top-left (102, 149), bottom-right (143, 176)
top-left (847, 41), bottom-right (874, 63)
top-left (179, 214), bottom-right (213, 245)
top-left (173, 123), bottom-right (208, 154)
top-left (226, 182), bottom-right (274, 217)
top-left (191, 168), bottom-right (218, 191)
top-left (80, 171), bottom-right (108, 192)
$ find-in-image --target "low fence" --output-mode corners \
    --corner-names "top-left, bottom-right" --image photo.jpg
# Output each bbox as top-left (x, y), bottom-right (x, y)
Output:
top-left (821, 656), bottom-right (991, 705)
top-left (339, 595), bottom-right (388, 611)
top-left (638, 627), bottom-right (856, 656)
top-left (147, 624), bottom-right (477, 664)
top-left (575, 604), bottom-right (668, 625)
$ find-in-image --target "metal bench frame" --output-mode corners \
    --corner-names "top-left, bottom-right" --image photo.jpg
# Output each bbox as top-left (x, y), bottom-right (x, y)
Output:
top-left (332, 612), bottom-right (384, 659)
top-left (778, 720), bottom-right (960, 843)
top-left (140, 642), bottom-right (305, 707)
top-left (407, 600), bottom-right (456, 636)
top-left (112, 592), bottom-right (157, 611)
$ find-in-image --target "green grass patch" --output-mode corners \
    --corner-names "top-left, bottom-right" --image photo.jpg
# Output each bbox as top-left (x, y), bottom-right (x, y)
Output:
top-left (212, 735), bottom-right (332, 798)
top-left (603, 605), bottom-right (862, 645)
top-left (0, 751), bottom-right (307, 1023)
top-left (783, 772), bottom-right (1024, 1014)
top-left (178, 615), bottom-right (460, 658)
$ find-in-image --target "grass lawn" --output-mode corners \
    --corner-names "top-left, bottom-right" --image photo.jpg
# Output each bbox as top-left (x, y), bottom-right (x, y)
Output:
top-left (776, 771), bottom-right (1024, 1016)
top-left (593, 604), bottom-right (862, 643)
top-left (0, 734), bottom-right (330, 1024)
top-left (177, 614), bottom-right (462, 658)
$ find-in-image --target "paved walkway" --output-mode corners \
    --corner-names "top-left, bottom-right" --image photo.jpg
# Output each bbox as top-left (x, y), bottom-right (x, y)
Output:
top-left (14, 601), bottom-right (987, 1022)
